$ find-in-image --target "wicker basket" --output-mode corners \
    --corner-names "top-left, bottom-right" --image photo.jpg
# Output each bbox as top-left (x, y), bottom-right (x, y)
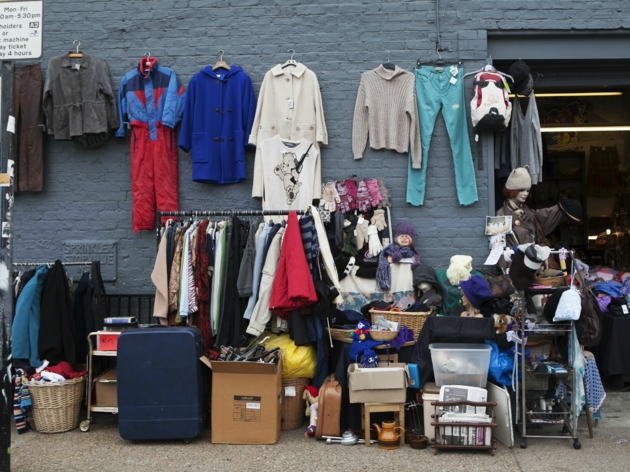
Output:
top-left (534, 275), bottom-right (567, 287)
top-left (369, 330), bottom-right (400, 342)
top-left (370, 309), bottom-right (432, 340)
top-left (326, 328), bottom-right (353, 343)
top-left (281, 377), bottom-right (310, 431)
top-left (24, 376), bottom-right (86, 433)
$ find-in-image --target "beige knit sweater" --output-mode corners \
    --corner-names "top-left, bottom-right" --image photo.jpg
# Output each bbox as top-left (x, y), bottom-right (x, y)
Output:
top-left (352, 65), bottom-right (422, 168)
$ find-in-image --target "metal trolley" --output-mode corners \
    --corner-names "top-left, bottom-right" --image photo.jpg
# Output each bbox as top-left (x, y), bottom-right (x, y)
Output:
top-left (515, 287), bottom-right (581, 450)
top-left (79, 331), bottom-right (120, 432)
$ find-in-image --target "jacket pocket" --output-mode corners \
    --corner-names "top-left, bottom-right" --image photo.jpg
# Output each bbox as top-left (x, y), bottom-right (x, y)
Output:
top-left (234, 130), bottom-right (245, 162)
top-left (295, 123), bottom-right (316, 143)
top-left (192, 132), bottom-right (209, 163)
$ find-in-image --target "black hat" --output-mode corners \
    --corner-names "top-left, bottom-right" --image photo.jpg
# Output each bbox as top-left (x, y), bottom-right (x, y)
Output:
top-left (334, 254), bottom-right (355, 281)
top-left (558, 199), bottom-right (583, 225)
top-left (508, 60), bottom-right (533, 97)
top-left (543, 287), bottom-right (570, 323)
top-left (509, 244), bottom-right (551, 290)
top-left (413, 264), bottom-right (440, 292)
top-left (513, 74), bottom-right (534, 96)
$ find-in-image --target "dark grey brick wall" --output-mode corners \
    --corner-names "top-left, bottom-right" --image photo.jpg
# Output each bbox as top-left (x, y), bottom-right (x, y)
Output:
top-left (12, 0), bottom-right (630, 293)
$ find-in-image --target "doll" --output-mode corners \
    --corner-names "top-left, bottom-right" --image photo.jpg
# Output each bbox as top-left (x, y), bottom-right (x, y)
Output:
top-left (350, 320), bottom-right (372, 342)
top-left (493, 314), bottom-right (514, 334)
top-left (376, 222), bottom-right (420, 292)
top-left (303, 386), bottom-right (319, 437)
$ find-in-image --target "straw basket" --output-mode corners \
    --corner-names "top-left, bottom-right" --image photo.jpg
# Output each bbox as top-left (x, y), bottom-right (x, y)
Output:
top-left (24, 376), bottom-right (86, 433)
top-left (281, 377), bottom-right (310, 431)
top-left (534, 276), bottom-right (566, 288)
top-left (326, 328), bottom-right (353, 343)
top-left (369, 330), bottom-right (400, 342)
top-left (370, 309), bottom-right (432, 340)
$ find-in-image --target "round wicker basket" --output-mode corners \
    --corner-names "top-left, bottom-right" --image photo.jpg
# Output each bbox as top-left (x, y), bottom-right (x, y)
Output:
top-left (369, 330), bottom-right (400, 342)
top-left (24, 376), bottom-right (86, 433)
top-left (281, 377), bottom-right (310, 431)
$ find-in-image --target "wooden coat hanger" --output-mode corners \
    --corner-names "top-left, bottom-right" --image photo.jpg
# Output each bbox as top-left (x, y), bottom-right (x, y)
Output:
top-left (69, 40), bottom-right (82, 58)
top-left (213, 50), bottom-right (230, 71)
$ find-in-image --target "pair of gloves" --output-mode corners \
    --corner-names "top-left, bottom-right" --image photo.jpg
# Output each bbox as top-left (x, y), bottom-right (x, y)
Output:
top-left (320, 178), bottom-right (392, 213)
top-left (355, 220), bottom-right (384, 256)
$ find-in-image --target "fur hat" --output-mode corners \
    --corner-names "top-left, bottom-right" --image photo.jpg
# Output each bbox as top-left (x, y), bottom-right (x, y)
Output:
top-left (446, 255), bottom-right (473, 286)
top-left (394, 222), bottom-right (416, 248)
top-left (509, 243), bottom-right (551, 290)
top-left (460, 275), bottom-right (493, 309)
top-left (506, 166), bottom-right (532, 190)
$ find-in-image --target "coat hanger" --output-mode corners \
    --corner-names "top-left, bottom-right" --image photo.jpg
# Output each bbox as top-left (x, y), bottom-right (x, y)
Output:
top-left (463, 56), bottom-right (514, 81)
top-left (69, 40), bottom-right (82, 58)
top-left (281, 49), bottom-right (298, 68)
top-left (382, 51), bottom-right (396, 71)
top-left (212, 50), bottom-right (230, 71)
top-left (144, 52), bottom-right (153, 68)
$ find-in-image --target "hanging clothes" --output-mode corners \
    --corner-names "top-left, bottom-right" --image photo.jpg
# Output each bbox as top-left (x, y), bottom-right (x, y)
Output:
top-left (13, 265), bottom-right (48, 368)
top-left (243, 224), bottom-right (273, 320)
top-left (310, 206), bottom-right (343, 304)
top-left (196, 220), bottom-right (212, 353)
top-left (510, 93), bottom-right (543, 185)
top-left (237, 221), bottom-right (258, 298)
top-left (74, 272), bottom-right (94, 361)
top-left (210, 222), bottom-right (227, 335)
top-left (39, 261), bottom-right (77, 368)
top-left (151, 231), bottom-right (169, 325)
top-left (168, 227), bottom-right (184, 322)
top-left (179, 66), bottom-right (256, 184)
top-left (250, 63), bottom-right (328, 199)
top-left (269, 212), bottom-right (318, 319)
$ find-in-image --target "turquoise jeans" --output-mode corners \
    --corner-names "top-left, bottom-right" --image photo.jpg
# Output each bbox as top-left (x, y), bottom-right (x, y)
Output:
top-left (407, 65), bottom-right (478, 206)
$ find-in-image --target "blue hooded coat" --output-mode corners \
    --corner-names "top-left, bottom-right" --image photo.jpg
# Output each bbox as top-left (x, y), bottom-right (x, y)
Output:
top-left (13, 265), bottom-right (49, 367)
top-left (178, 66), bottom-right (256, 184)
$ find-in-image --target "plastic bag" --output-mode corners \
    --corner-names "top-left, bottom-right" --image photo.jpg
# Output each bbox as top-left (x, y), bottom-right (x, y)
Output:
top-left (553, 285), bottom-right (582, 322)
top-left (262, 333), bottom-right (317, 379)
top-left (485, 340), bottom-right (514, 386)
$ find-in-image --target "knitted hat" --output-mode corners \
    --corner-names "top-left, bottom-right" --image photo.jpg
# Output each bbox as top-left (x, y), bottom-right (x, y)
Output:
top-left (514, 74), bottom-right (534, 97)
top-left (558, 199), bottom-right (583, 225)
top-left (507, 60), bottom-right (533, 96)
top-left (446, 255), bottom-right (473, 286)
top-left (394, 222), bottom-right (416, 248)
top-left (460, 275), bottom-right (493, 309)
top-left (505, 166), bottom-right (532, 190)
top-left (334, 254), bottom-right (355, 281)
top-left (509, 244), bottom-right (551, 290)
top-left (413, 264), bottom-right (440, 292)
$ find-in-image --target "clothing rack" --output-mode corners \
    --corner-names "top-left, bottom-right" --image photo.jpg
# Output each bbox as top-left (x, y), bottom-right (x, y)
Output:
top-left (157, 210), bottom-right (306, 217)
top-left (13, 262), bottom-right (93, 267)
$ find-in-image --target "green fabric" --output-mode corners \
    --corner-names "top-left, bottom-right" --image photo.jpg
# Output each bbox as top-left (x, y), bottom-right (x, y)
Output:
top-left (214, 225), bottom-right (227, 335)
top-left (342, 215), bottom-right (359, 256)
top-left (437, 269), bottom-right (490, 317)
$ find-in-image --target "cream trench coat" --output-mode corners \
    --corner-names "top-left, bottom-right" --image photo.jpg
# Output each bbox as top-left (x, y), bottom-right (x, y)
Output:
top-left (249, 63), bottom-right (328, 200)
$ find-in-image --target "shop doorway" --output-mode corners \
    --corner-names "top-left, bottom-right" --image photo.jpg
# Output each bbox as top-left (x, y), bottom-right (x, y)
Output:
top-left (492, 59), bottom-right (630, 269)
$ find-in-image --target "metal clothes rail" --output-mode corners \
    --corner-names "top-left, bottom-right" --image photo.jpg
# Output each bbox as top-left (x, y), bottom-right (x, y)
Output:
top-left (157, 210), bottom-right (306, 217)
top-left (13, 261), bottom-right (93, 267)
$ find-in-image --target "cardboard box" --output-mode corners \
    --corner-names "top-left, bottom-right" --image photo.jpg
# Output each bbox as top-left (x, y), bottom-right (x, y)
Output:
top-left (348, 363), bottom-right (410, 404)
top-left (201, 356), bottom-right (282, 445)
top-left (94, 367), bottom-right (117, 407)
top-left (97, 331), bottom-right (121, 351)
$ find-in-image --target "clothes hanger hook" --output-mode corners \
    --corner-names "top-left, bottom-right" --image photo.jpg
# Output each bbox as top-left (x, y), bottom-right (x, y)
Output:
top-left (217, 50), bottom-right (224, 62)
top-left (73, 40), bottom-right (80, 54)
top-left (387, 51), bottom-right (390, 62)
top-left (288, 49), bottom-right (295, 61)
top-left (145, 52), bottom-right (151, 59)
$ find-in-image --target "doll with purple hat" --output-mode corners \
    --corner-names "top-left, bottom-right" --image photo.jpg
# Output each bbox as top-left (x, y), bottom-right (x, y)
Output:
top-left (459, 275), bottom-right (492, 318)
top-left (376, 222), bottom-right (420, 292)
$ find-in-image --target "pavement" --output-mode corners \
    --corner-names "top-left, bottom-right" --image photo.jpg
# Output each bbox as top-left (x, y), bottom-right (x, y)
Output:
top-left (11, 391), bottom-right (630, 472)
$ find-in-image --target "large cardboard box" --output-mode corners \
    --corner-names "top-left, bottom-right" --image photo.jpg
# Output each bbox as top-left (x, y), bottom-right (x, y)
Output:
top-left (201, 356), bottom-right (282, 444)
top-left (94, 366), bottom-right (117, 407)
top-left (348, 363), bottom-right (410, 404)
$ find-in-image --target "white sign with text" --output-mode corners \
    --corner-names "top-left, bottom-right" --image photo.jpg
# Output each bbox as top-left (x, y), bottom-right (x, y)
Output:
top-left (0, 1), bottom-right (43, 60)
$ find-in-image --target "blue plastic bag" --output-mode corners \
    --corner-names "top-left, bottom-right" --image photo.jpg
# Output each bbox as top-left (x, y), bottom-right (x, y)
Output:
top-left (485, 340), bottom-right (515, 386)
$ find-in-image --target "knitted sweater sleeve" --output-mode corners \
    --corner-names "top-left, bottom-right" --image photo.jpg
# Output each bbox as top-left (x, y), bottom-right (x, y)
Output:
top-left (407, 85), bottom-right (422, 169)
top-left (352, 80), bottom-right (369, 160)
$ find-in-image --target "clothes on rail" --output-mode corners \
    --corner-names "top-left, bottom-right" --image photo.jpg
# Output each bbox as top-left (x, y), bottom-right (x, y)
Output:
top-left (12, 260), bottom-right (106, 370)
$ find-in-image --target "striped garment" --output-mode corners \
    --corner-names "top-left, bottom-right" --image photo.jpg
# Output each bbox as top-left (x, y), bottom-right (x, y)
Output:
top-left (13, 369), bottom-right (31, 434)
top-left (188, 223), bottom-right (199, 315)
top-left (299, 215), bottom-right (319, 281)
top-left (309, 206), bottom-right (342, 303)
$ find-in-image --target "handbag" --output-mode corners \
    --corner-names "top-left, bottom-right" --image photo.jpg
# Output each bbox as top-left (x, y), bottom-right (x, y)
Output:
top-left (531, 216), bottom-right (560, 270)
top-left (481, 267), bottom-right (514, 299)
top-left (574, 263), bottom-right (604, 346)
top-left (553, 285), bottom-right (581, 322)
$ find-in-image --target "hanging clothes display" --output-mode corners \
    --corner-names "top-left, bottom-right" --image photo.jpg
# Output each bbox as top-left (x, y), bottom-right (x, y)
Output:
top-left (43, 52), bottom-right (119, 140)
top-left (151, 229), bottom-right (169, 325)
top-left (15, 64), bottom-right (45, 192)
top-left (178, 66), bottom-right (256, 184)
top-left (352, 65), bottom-right (422, 166)
top-left (73, 271), bottom-right (94, 361)
top-left (406, 64), bottom-right (478, 207)
top-left (250, 63), bottom-right (327, 200)
top-left (117, 58), bottom-right (185, 232)
top-left (510, 92), bottom-right (543, 185)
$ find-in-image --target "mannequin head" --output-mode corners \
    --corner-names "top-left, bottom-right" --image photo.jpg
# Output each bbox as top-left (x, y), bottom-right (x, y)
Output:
top-left (503, 186), bottom-right (530, 204)
top-left (396, 233), bottom-right (412, 247)
top-left (504, 167), bottom-right (532, 205)
top-left (417, 281), bottom-right (432, 293)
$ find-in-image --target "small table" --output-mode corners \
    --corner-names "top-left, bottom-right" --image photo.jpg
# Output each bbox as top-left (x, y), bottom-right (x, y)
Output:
top-left (361, 403), bottom-right (405, 447)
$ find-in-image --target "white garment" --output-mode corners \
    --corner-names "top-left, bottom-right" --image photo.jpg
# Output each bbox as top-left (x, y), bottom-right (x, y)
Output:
top-left (259, 135), bottom-right (319, 211)
top-left (178, 226), bottom-right (194, 318)
top-left (211, 224), bottom-right (226, 335)
top-left (41, 371), bottom-right (65, 382)
top-left (339, 262), bottom-right (414, 294)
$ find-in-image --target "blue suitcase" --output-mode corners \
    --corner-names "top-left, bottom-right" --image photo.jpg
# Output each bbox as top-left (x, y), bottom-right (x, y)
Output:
top-left (117, 327), bottom-right (204, 441)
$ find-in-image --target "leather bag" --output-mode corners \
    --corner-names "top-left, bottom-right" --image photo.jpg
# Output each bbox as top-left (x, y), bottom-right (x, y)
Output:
top-left (481, 267), bottom-right (514, 299)
top-left (315, 373), bottom-right (342, 439)
top-left (574, 268), bottom-right (603, 346)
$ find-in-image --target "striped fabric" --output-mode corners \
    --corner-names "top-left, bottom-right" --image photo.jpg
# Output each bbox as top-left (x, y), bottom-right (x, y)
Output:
top-left (13, 369), bottom-right (31, 434)
top-left (309, 206), bottom-right (342, 304)
top-left (188, 224), bottom-right (199, 315)
top-left (299, 215), bottom-right (319, 281)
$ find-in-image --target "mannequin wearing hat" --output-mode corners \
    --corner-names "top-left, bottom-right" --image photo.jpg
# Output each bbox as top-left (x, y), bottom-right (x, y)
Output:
top-left (496, 166), bottom-right (583, 264)
top-left (459, 275), bottom-right (492, 318)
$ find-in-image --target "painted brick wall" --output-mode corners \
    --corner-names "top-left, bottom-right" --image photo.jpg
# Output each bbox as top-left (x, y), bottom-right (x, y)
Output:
top-left (12, 0), bottom-right (630, 293)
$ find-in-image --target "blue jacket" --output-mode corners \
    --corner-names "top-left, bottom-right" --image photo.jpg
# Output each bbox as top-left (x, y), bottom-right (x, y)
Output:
top-left (116, 58), bottom-right (185, 140)
top-left (13, 265), bottom-right (48, 368)
top-left (178, 66), bottom-right (256, 184)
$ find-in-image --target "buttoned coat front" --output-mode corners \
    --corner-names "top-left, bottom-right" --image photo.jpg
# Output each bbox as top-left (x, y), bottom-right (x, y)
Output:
top-left (249, 63), bottom-right (328, 199)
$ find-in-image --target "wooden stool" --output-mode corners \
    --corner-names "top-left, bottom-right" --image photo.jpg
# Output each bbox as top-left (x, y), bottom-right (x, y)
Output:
top-left (361, 402), bottom-right (405, 447)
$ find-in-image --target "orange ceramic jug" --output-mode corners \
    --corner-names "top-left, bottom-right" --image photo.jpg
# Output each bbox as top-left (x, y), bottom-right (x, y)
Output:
top-left (372, 421), bottom-right (405, 450)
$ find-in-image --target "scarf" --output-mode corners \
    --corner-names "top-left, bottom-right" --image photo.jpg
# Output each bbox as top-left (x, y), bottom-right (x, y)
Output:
top-left (376, 244), bottom-right (420, 292)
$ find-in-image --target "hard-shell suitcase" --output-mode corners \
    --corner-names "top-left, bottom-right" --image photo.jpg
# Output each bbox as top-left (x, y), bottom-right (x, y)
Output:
top-left (315, 374), bottom-right (341, 439)
top-left (117, 327), bottom-right (204, 441)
